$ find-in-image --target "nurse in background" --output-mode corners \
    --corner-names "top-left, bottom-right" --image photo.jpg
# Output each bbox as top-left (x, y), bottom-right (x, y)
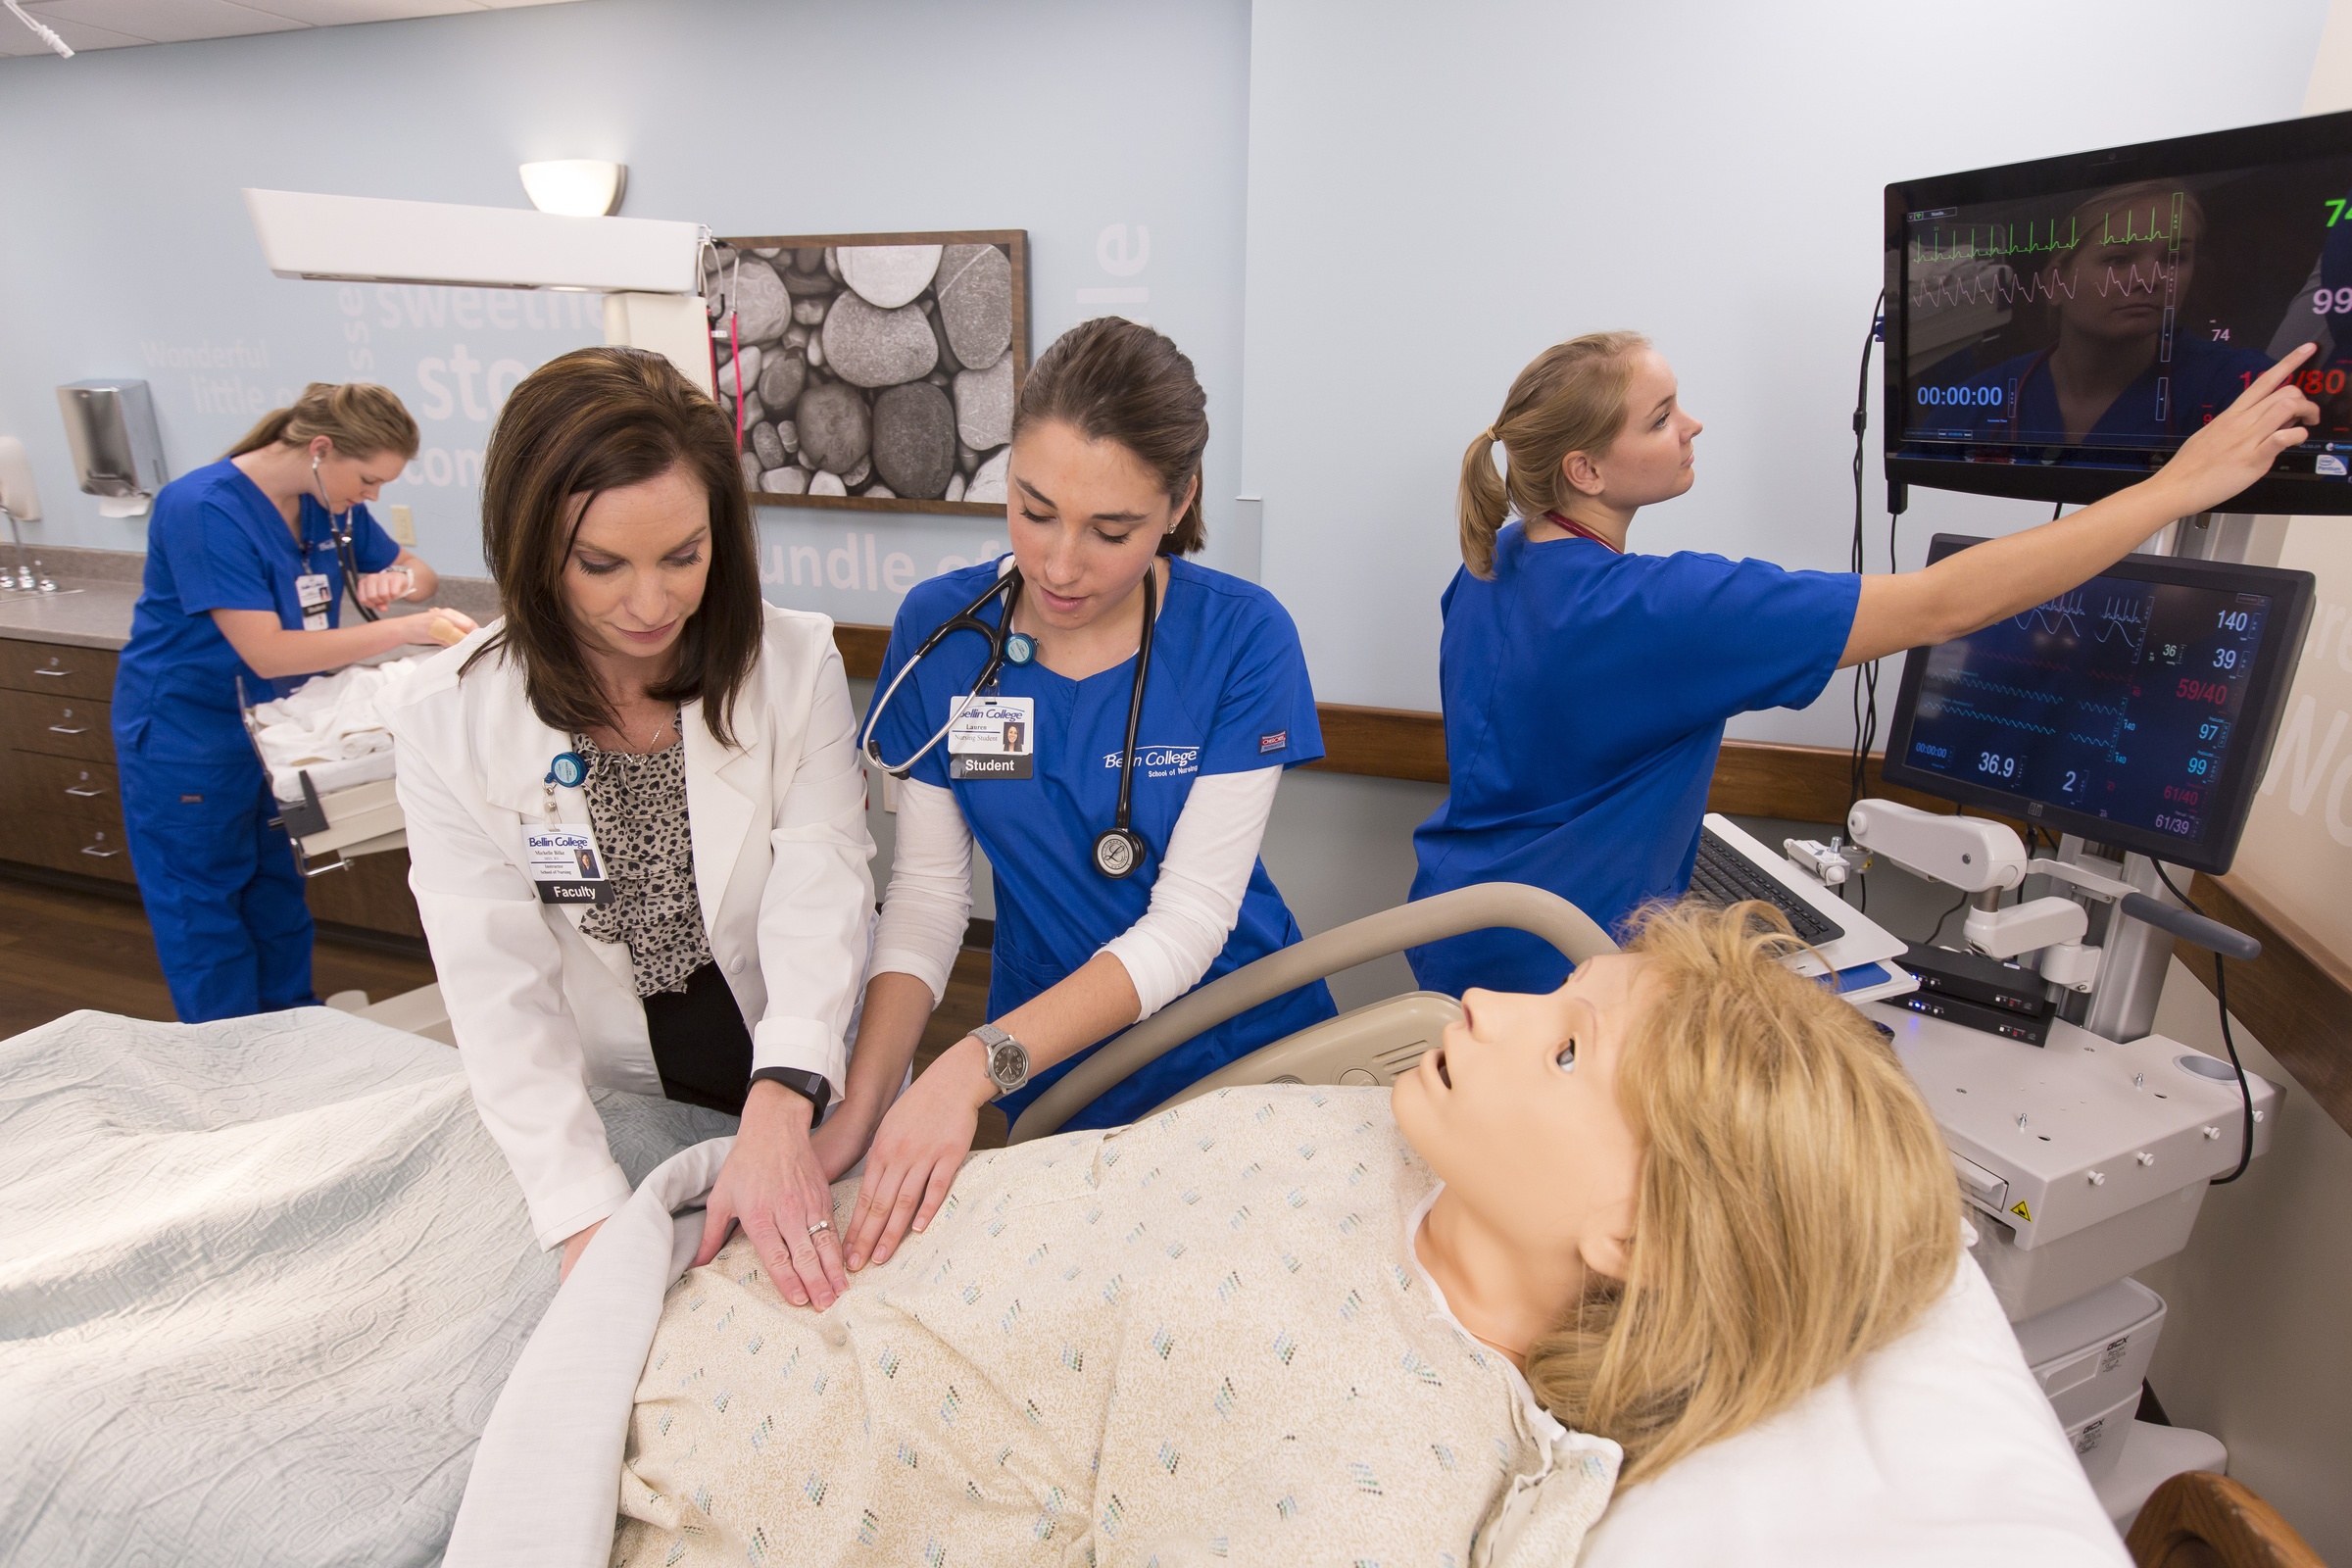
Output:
top-left (1406, 331), bottom-right (2320, 998)
top-left (836, 317), bottom-right (1336, 1271)
top-left (111, 382), bottom-right (472, 1023)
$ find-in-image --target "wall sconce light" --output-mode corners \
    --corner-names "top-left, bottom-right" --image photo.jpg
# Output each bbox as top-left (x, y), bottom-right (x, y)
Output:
top-left (517, 160), bottom-right (627, 218)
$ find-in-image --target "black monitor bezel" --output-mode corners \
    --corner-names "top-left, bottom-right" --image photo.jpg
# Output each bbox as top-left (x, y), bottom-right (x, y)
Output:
top-left (1884, 109), bottom-right (2352, 514)
top-left (1879, 534), bottom-right (2317, 874)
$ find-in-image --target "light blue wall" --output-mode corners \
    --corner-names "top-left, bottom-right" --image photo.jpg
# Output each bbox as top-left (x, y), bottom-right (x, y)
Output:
top-left (0, 0), bottom-right (1253, 630)
top-left (1239, 0), bottom-right (2330, 737)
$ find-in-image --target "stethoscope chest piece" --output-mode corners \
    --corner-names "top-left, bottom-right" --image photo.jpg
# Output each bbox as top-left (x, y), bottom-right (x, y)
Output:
top-left (1092, 826), bottom-right (1147, 880)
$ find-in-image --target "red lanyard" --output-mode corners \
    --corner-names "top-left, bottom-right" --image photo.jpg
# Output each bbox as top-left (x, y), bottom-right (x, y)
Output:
top-left (1541, 511), bottom-right (1623, 554)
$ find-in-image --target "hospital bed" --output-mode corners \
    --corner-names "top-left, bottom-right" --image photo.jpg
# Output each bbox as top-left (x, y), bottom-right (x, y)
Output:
top-left (451, 884), bottom-right (2129, 1568)
top-left (0, 886), bottom-right (2127, 1567)
top-left (237, 658), bottom-right (418, 876)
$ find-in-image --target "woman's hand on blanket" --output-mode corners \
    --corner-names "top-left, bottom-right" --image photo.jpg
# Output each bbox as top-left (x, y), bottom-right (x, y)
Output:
top-left (693, 1081), bottom-right (851, 1310)
top-left (843, 1036), bottom-right (993, 1271)
top-left (557, 1218), bottom-right (604, 1284)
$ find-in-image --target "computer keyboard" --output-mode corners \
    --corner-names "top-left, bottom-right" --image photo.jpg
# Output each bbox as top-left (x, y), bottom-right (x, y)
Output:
top-left (1690, 827), bottom-right (1847, 946)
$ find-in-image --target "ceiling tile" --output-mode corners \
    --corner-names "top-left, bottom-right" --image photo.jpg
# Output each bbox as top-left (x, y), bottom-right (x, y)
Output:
top-left (1, 10), bottom-right (149, 50)
top-left (24, 0), bottom-right (304, 44)
top-left (226, 0), bottom-right (476, 22)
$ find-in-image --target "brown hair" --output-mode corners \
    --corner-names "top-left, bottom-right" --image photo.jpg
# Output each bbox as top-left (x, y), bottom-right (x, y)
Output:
top-left (225, 381), bottom-right (419, 464)
top-left (1458, 331), bottom-right (1648, 578)
top-left (1012, 317), bottom-right (1207, 555)
top-left (1526, 900), bottom-right (1963, 1485)
top-left (464, 346), bottom-right (761, 747)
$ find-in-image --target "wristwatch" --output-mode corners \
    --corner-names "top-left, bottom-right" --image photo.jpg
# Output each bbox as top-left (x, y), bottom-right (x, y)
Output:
top-left (973, 1023), bottom-right (1031, 1099)
top-left (748, 1066), bottom-right (831, 1121)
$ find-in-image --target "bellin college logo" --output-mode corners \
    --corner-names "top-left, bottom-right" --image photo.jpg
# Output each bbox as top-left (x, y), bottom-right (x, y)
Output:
top-left (1102, 744), bottom-right (1202, 778)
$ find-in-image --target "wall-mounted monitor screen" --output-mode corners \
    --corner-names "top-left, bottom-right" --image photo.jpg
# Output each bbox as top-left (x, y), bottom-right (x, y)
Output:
top-left (1886, 110), bottom-right (2352, 514)
top-left (1881, 536), bottom-right (2315, 874)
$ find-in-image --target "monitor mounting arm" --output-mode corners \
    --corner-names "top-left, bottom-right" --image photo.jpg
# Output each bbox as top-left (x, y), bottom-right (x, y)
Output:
top-left (1846, 800), bottom-right (2258, 993)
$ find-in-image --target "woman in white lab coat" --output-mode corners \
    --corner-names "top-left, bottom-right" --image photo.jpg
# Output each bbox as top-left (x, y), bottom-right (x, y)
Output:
top-left (386, 347), bottom-right (874, 1310)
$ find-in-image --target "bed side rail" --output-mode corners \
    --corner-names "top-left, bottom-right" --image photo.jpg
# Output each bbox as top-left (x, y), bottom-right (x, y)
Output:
top-left (1008, 882), bottom-right (1613, 1143)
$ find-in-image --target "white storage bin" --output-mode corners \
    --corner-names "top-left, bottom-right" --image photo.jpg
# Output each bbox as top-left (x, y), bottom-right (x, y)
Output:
top-left (2014, 1276), bottom-right (2166, 1429)
top-left (2063, 1386), bottom-right (2141, 1486)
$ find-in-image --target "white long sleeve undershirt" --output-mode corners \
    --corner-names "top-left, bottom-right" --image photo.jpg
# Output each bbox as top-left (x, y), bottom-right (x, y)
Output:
top-left (868, 766), bottom-right (1284, 1023)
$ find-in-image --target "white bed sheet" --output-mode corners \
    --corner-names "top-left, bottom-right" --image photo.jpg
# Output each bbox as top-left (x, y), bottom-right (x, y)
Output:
top-left (0, 1005), bottom-right (737, 1568)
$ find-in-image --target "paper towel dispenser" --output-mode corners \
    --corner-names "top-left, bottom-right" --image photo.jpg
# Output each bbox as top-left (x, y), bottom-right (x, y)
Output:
top-left (57, 380), bottom-right (168, 516)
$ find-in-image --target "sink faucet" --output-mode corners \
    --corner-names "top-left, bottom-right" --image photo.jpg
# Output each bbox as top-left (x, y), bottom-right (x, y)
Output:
top-left (2, 503), bottom-right (29, 591)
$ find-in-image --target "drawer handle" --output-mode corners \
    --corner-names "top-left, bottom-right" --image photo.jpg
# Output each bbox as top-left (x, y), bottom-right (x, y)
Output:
top-left (65, 785), bottom-right (106, 798)
top-left (79, 843), bottom-right (122, 858)
top-left (32, 666), bottom-right (73, 678)
top-left (48, 723), bottom-right (89, 735)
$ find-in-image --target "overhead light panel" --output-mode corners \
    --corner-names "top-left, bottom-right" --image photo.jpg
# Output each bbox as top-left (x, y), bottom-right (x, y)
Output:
top-left (243, 188), bottom-right (701, 294)
top-left (518, 160), bottom-right (627, 218)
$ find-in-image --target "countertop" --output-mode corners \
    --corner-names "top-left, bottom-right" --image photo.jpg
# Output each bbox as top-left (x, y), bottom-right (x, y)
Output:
top-left (0, 546), bottom-right (501, 655)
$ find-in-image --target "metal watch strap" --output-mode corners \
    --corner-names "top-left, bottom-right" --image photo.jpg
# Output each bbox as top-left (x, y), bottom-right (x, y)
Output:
top-left (748, 1066), bottom-right (831, 1121)
top-left (973, 1022), bottom-right (1031, 1098)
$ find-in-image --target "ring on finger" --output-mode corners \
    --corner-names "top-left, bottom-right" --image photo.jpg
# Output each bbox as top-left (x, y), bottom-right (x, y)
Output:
top-left (808, 1218), bottom-right (833, 1238)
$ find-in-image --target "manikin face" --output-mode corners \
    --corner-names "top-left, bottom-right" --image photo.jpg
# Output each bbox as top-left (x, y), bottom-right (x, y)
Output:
top-left (561, 464), bottom-right (712, 666)
top-left (308, 437), bottom-right (405, 514)
top-left (1562, 350), bottom-right (1703, 512)
top-left (1004, 417), bottom-right (1194, 632)
top-left (1392, 956), bottom-right (1649, 1283)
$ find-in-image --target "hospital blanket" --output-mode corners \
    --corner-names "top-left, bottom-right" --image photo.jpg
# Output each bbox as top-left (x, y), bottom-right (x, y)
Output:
top-left (0, 1005), bottom-right (737, 1568)
top-left (254, 656), bottom-right (423, 801)
top-left (448, 1089), bottom-right (1620, 1568)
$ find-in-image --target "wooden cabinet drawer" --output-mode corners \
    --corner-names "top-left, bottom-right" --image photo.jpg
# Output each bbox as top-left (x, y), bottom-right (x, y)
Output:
top-left (0, 689), bottom-right (115, 763)
top-left (7, 753), bottom-right (122, 825)
top-left (0, 639), bottom-right (118, 701)
top-left (6, 809), bottom-right (136, 884)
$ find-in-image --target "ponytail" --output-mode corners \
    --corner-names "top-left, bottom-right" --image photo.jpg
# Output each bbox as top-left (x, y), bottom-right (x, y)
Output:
top-left (225, 381), bottom-right (421, 465)
top-left (1458, 427), bottom-right (1511, 578)
top-left (1458, 331), bottom-right (1649, 579)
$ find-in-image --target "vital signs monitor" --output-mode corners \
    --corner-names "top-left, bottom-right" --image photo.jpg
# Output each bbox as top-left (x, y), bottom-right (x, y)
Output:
top-left (1880, 535), bottom-right (2315, 874)
top-left (1885, 109), bottom-right (2352, 514)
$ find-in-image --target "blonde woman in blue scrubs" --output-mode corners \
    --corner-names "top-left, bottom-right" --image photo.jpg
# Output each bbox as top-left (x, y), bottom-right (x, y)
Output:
top-left (1408, 332), bottom-right (2320, 996)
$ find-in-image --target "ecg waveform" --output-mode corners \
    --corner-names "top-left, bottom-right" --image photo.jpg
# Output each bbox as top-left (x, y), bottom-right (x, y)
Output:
top-left (1910, 260), bottom-right (2177, 311)
top-left (1910, 200), bottom-right (2181, 264)
top-left (2010, 590), bottom-right (2152, 655)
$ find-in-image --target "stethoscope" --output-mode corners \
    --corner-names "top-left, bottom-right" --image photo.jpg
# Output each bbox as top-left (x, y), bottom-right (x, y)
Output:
top-left (859, 557), bottom-right (1158, 880)
top-left (310, 455), bottom-right (404, 623)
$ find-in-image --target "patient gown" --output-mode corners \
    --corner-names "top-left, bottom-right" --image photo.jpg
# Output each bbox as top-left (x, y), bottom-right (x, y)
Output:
top-left (612, 1086), bottom-right (1619, 1567)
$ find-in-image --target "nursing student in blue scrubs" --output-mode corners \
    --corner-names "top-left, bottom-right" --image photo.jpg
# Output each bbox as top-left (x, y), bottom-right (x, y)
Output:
top-left (1407, 331), bottom-right (2323, 997)
top-left (834, 318), bottom-right (1336, 1271)
top-left (111, 382), bottom-right (474, 1021)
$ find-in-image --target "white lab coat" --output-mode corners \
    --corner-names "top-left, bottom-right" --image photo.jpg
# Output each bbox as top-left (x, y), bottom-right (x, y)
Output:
top-left (384, 605), bottom-right (875, 1250)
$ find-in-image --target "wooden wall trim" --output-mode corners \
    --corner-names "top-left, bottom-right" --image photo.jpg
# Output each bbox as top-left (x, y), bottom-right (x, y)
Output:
top-left (2178, 873), bottom-right (2352, 1142)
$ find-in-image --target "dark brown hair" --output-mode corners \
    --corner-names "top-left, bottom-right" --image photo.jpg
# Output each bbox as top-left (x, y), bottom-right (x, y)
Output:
top-left (1011, 317), bottom-right (1207, 554)
top-left (226, 381), bottom-right (418, 464)
top-left (465, 346), bottom-right (761, 747)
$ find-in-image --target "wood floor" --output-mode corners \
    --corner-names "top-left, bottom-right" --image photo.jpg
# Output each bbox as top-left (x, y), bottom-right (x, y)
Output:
top-left (0, 867), bottom-right (1006, 1146)
top-left (0, 870), bottom-right (436, 1039)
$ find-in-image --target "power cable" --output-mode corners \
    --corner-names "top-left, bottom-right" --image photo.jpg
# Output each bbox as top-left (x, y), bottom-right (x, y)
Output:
top-left (2151, 862), bottom-right (2255, 1185)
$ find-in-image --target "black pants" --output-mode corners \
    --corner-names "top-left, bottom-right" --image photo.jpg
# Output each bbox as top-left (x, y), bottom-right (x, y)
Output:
top-left (643, 960), bottom-right (754, 1115)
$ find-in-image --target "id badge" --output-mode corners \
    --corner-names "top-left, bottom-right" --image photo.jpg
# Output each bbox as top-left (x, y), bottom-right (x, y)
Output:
top-left (946, 693), bottom-right (1035, 780)
top-left (296, 572), bottom-right (333, 632)
top-left (522, 822), bottom-right (614, 906)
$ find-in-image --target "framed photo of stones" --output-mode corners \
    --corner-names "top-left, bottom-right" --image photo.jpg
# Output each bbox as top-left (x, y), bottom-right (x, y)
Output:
top-left (708, 229), bottom-right (1028, 514)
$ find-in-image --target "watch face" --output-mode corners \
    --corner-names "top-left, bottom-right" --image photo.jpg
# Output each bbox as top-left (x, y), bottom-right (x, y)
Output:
top-left (988, 1038), bottom-right (1026, 1086)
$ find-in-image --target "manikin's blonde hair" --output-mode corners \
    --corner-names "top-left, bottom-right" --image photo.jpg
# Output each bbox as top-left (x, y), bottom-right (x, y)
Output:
top-left (1526, 901), bottom-right (1962, 1486)
top-left (1457, 331), bottom-right (1648, 579)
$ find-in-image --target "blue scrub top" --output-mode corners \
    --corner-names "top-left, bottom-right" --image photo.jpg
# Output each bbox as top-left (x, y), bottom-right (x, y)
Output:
top-left (112, 458), bottom-right (399, 764)
top-left (872, 556), bottom-right (1337, 1129)
top-left (1408, 522), bottom-right (1858, 997)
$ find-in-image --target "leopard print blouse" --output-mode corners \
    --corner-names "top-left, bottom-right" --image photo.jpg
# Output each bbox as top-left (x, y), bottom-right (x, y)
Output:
top-left (574, 730), bottom-right (711, 998)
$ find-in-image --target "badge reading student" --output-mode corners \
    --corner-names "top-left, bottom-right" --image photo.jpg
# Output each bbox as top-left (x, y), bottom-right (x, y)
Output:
top-left (522, 823), bottom-right (614, 906)
top-left (295, 572), bottom-right (333, 632)
top-left (946, 693), bottom-right (1036, 780)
